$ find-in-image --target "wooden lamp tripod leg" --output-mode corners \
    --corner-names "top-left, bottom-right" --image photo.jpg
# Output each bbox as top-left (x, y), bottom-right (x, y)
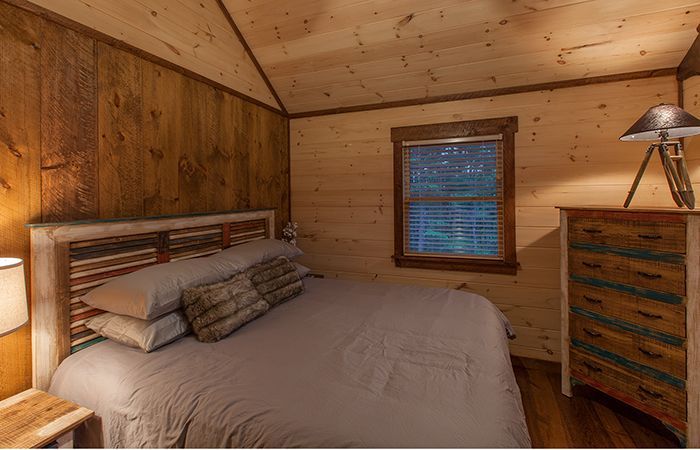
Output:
top-left (659, 145), bottom-right (685, 207)
top-left (624, 145), bottom-right (655, 208)
top-left (679, 159), bottom-right (696, 209)
top-left (673, 143), bottom-right (695, 209)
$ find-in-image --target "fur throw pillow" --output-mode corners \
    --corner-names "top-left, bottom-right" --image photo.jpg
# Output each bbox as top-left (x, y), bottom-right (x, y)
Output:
top-left (246, 256), bottom-right (304, 307)
top-left (182, 272), bottom-right (268, 343)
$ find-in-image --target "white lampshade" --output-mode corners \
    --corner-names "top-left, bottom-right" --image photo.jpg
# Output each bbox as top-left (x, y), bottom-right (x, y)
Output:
top-left (0, 258), bottom-right (28, 337)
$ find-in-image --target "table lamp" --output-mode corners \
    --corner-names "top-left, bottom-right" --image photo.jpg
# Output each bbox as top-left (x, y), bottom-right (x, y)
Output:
top-left (621, 103), bottom-right (700, 209)
top-left (0, 258), bottom-right (28, 337)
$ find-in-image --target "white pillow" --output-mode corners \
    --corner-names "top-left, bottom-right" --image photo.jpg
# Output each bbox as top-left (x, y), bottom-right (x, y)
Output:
top-left (82, 257), bottom-right (235, 320)
top-left (86, 311), bottom-right (190, 352)
top-left (211, 239), bottom-right (303, 272)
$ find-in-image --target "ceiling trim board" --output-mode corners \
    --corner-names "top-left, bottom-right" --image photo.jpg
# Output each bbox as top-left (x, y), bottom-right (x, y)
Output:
top-left (2, 0), bottom-right (285, 116)
top-left (215, 0), bottom-right (288, 115)
top-left (289, 68), bottom-right (678, 119)
top-left (678, 34), bottom-right (700, 82)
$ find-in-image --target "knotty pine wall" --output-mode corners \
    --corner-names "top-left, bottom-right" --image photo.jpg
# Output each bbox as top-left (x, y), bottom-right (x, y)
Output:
top-left (0, 1), bottom-right (289, 399)
top-left (290, 75), bottom-right (692, 362)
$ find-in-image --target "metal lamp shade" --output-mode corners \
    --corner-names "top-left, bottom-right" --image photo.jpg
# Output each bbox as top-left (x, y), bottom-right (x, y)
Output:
top-left (620, 104), bottom-right (700, 141)
top-left (0, 258), bottom-right (28, 337)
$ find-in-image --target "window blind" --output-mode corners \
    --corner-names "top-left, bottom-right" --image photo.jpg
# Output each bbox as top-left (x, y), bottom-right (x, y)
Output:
top-left (402, 138), bottom-right (504, 259)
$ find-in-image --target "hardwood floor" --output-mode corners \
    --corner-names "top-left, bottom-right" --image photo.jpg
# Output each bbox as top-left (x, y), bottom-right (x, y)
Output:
top-left (512, 357), bottom-right (680, 448)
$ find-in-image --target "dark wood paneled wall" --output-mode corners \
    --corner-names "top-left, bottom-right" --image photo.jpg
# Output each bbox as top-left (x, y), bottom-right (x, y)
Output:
top-left (0, 1), bottom-right (290, 399)
top-left (0, 2), bottom-right (41, 402)
top-left (95, 43), bottom-right (289, 225)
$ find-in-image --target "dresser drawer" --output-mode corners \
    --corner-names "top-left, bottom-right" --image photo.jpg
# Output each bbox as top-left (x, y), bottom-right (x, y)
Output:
top-left (570, 349), bottom-right (687, 421)
top-left (570, 313), bottom-right (686, 379)
top-left (569, 217), bottom-right (686, 254)
top-left (569, 282), bottom-right (686, 338)
top-left (569, 249), bottom-right (685, 295)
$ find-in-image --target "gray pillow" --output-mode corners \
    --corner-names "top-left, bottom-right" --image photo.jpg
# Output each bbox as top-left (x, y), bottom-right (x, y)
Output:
top-left (246, 256), bottom-right (304, 307)
top-left (182, 272), bottom-right (269, 343)
top-left (82, 257), bottom-right (236, 320)
top-left (294, 262), bottom-right (311, 278)
top-left (210, 239), bottom-right (303, 273)
top-left (86, 311), bottom-right (190, 352)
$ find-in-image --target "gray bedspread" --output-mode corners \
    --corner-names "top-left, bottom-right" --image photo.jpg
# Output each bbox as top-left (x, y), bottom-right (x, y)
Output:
top-left (50, 278), bottom-right (531, 448)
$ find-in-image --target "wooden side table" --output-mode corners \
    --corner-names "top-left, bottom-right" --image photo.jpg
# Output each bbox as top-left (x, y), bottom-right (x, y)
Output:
top-left (0, 388), bottom-right (93, 448)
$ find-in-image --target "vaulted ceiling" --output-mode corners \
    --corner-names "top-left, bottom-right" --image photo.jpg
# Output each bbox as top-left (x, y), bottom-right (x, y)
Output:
top-left (224, 0), bottom-right (700, 114)
top-left (24, 0), bottom-right (700, 115)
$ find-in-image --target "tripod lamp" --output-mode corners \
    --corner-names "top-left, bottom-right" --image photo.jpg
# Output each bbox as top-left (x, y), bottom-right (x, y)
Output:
top-left (621, 104), bottom-right (700, 209)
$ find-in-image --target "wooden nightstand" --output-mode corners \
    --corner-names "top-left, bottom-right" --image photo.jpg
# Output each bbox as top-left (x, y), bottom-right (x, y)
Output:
top-left (0, 388), bottom-right (93, 448)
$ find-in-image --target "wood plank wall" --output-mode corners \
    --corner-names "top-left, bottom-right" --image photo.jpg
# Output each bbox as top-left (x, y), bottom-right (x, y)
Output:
top-left (0, 1), bottom-right (289, 400)
top-left (290, 75), bottom-right (687, 362)
top-left (26, 0), bottom-right (279, 109)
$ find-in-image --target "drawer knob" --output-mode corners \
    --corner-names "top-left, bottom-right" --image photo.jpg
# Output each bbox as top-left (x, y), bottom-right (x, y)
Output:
top-left (583, 295), bottom-right (603, 304)
top-left (637, 271), bottom-right (662, 280)
top-left (638, 234), bottom-right (663, 240)
top-left (582, 361), bottom-right (603, 373)
top-left (582, 228), bottom-right (603, 234)
top-left (638, 347), bottom-right (663, 359)
top-left (582, 262), bottom-right (602, 269)
top-left (637, 310), bottom-right (663, 320)
top-left (583, 327), bottom-right (602, 337)
top-left (638, 385), bottom-right (663, 399)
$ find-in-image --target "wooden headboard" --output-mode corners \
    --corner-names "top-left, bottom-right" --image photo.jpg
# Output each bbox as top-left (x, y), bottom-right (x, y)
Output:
top-left (28, 209), bottom-right (275, 390)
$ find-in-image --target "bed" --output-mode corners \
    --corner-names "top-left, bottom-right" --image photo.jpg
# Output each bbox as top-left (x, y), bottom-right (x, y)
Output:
top-left (29, 210), bottom-right (531, 448)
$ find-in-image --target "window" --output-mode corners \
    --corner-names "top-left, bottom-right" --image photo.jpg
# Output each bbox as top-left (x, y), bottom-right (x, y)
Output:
top-left (391, 117), bottom-right (517, 274)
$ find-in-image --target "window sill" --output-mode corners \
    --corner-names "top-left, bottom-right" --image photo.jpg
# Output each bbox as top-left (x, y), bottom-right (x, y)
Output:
top-left (394, 255), bottom-right (518, 275)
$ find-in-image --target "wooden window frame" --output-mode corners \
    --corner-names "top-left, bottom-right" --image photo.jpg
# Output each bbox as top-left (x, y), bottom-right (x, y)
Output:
top-left (391, 116), bottom-right (518, 275)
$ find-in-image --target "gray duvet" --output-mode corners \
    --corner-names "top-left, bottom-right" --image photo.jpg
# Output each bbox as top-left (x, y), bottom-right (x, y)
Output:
top-left (50, 278), bottom-right (531, 448)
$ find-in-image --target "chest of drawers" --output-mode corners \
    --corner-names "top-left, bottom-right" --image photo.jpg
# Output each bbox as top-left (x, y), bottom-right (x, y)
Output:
top-left (560, 207), bottom-right (700, 447)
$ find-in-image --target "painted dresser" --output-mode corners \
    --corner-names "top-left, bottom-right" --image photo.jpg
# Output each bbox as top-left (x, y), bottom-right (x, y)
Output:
top-left (559, 207), bottom-right (700, 447)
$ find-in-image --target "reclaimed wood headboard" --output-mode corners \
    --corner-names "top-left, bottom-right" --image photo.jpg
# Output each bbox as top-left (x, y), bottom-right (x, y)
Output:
top-left (28, 209), bottom-right (275, 390)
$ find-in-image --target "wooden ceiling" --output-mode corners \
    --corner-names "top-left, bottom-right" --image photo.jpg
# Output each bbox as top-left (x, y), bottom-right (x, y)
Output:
top-left (224, 0), bottom-right (700, 114)
top-left (22, 0), bottom-right (700, 115)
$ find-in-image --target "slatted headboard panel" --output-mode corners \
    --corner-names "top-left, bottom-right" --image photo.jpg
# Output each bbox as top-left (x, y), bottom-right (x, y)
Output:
top-left (29, 209), bottom-right (274, 390)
